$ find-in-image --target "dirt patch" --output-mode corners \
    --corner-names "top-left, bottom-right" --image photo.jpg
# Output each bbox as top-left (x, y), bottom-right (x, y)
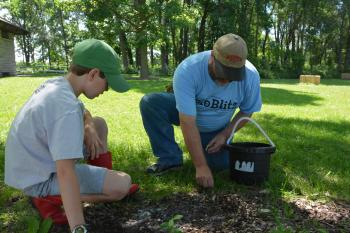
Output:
top-left (51, 190), bottom-right (349, 233)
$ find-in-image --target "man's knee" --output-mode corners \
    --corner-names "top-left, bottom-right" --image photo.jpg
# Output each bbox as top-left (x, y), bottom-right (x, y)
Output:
top-left (140, 94), bottom-right (158, 112)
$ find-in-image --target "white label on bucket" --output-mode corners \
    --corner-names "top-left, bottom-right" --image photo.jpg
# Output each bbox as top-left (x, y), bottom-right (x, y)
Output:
top-left (235, 161), bottom-right (254, 173)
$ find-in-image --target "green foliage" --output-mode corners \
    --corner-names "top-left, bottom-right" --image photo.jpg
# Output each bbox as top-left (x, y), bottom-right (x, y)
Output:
top-left (26, 216), bottom-right (53, 233)
top-left (160, 214), bottom-right (183, 233)
top-left (4, 0), bottom-right (349, 77)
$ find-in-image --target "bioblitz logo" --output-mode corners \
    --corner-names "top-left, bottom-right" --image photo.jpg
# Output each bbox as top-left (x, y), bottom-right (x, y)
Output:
top-left (235, 160), bottom-right (254, 173)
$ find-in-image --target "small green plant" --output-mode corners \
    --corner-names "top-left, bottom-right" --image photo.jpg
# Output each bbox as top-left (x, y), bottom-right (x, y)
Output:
top-left (26, 216), bottom-right (53, 233)
top-left (283, 203), bottom-right (295, 219)
top-left (269, 225), bottom-right (293, 233)
top-left (160, 214), bottom-right (183, 233)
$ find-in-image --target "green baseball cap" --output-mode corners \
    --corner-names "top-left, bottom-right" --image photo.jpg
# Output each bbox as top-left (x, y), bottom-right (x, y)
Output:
top-left (72, 39), bottom-right (130, 92)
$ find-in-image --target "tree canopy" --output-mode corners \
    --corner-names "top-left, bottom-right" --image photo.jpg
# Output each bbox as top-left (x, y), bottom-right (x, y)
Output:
top-left (1, 0), bottom-right (349, 79)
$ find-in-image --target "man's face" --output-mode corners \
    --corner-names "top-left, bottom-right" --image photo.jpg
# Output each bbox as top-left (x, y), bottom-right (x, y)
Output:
top-left (209, 54), bottom-right (233, 85)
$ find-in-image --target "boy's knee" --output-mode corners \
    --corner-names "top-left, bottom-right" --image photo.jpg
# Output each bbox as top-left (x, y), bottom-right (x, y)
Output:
top-left (92, 117), bottom-right (108, 135)
top-left (93, 117), bottom-right (107, 129)
top-left (106, 172), bottom-right (131, 200)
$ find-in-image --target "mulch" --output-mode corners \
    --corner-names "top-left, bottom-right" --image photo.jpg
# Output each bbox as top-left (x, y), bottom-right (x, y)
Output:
top-left (50, 189), bottom-right (350, 233)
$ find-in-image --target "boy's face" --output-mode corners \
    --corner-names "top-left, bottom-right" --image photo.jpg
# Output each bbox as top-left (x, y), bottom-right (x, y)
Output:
top-left (84, 69), bottom-right (108, 99)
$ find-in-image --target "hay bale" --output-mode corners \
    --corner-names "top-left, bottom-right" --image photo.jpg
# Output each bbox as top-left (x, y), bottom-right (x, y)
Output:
top-left (299, 75), bottom-right (321, 85)
top-left (341, 73), bottom-right (350, 80)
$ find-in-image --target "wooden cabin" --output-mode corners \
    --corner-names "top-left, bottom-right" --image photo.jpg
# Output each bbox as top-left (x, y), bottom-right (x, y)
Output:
top-left (0, 17), bottom-right (28, 77)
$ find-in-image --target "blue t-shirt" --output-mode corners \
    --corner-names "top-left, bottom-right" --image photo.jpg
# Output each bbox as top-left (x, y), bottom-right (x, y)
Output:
top-left (173, 51), bottom-right (262, 132)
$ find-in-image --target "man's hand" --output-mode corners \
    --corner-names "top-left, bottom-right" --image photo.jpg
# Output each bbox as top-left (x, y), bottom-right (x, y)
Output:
top-left (196, 165), bottom-right (214, 188)
top-left (205, 131), bottom-right (227, 154)
top-left (179, 113), bottom-right (214, 187)
top-left (84, 123), bottom-right (103, 160)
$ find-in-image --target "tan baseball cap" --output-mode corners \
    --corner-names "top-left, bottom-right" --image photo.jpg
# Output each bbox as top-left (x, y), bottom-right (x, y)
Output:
top-left (213, 33), bottom-right (248, 81)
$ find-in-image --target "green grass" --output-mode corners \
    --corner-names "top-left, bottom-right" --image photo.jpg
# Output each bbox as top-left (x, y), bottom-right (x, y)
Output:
top-left (1, 76), bottom-right (349, 232)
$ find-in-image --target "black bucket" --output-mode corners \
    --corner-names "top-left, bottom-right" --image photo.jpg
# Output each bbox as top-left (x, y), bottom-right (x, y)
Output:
top-left (224, 117), bottom-right (276, 185)
top-left (224, 142), bottom-right (276, 185)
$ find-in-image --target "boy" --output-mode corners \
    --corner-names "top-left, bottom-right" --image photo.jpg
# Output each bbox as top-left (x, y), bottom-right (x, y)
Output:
top-left (5, 39), bottom-right (138, 233)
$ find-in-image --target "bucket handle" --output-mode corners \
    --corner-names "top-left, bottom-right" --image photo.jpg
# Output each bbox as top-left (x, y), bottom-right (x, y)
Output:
top-left (226, 117), bottom-right (275, 147)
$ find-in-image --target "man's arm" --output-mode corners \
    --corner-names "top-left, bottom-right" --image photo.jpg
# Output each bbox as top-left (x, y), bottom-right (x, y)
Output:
top-left (206, 111), bottom-right (252, 153)
top-left (56, 159), bottom-right (85, 231)
top-left (84, 109), bottom-right (103, 159)
top-left (179, 113), bottom-right (214, 188)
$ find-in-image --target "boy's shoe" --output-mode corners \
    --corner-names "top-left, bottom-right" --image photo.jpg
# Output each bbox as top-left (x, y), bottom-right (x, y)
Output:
top-left (128, 184), bottom-right (139, 196)
top-left (87, 151), bottom-right (112, 169)
top-left (146, 163), bottom-right (182, 175)
top-left (31, 196), bottom-right (68, 225)
top-left (123, 184), bottom-right (139, 200)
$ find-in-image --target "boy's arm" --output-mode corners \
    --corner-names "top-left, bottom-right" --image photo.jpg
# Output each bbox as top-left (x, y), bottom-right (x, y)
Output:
top-left (83, 109), bottom-right (103, 159)
top-left (56, 159), bottom-right (85, 230)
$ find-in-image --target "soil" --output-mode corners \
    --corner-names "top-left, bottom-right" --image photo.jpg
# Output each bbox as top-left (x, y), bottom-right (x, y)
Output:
top-left (51, 189), bottom-right (350, 233)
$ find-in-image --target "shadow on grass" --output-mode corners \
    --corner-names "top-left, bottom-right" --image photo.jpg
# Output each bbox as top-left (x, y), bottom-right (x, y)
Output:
top-left (257, 114), bottom-right (350, 200)
top-left (108, 112), bottom-right (350, 202)
top-left (128, 78), bottom-right (171, 94)
top-left (261, 78), bottom-right (350, 86)
top-left (128, 79), bottom-right (324, 107)
top-left (317, 79), bottom-right (350, 86)
top-left (262, 86), bottom-right (323, 106)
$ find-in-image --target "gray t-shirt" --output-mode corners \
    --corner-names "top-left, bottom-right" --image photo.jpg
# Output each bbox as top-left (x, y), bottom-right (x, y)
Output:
top-left (5, 77), bottom-right (85, 190)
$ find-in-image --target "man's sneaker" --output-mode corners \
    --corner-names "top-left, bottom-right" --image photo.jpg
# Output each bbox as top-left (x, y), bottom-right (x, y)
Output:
top-left (146, 163), bottom-right (182, 175)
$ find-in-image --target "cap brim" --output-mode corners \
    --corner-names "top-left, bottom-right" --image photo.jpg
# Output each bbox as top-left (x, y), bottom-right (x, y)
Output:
top-left (214, 58), bottom-right (245, 81)
top-left (105, 73), bottom-right (130, 93)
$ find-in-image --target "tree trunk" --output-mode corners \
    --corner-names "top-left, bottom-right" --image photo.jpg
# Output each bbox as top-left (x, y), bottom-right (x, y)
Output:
top-left (182, 27), bottom-right (189, 60)
top-left (57, 8), bottom-right (69, 69)
top-left (23, 35), bottom-right (30, 65)
top-left (171, 25), bottom-right (178, 66)
top-left (119, 31), bottom-right (129, 72)
top-left (136, 48), bottom-right (141, 68)
top-left (150, 46), bottom-right (154, 67)
top-left (198, 0), bottom-right (210, 52)
top-left (160, 44), bottom-right (169, 75)
top-left (262, 28), bottom-right (269, 61)
top-left (344, 24), bottom-right (350, 71)
top-left (127, 47), bottom-right (133, 66)
top-left (140, 45), bottom-right (148, 79)
top-left (159, 5), bottom-right (169, 75)
top-left (338, 1), bottom-right (348, 71)
top-left (134, 0), bottom-right (149, 79)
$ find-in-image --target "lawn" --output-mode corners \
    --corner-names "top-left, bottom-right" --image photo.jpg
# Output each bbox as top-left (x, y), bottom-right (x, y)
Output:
top-left (0, 76), bottom-right (349, 232)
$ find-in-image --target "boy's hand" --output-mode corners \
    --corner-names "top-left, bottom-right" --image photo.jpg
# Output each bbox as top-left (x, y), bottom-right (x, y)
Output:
top-left (84, 124), bottom-right (103, 160)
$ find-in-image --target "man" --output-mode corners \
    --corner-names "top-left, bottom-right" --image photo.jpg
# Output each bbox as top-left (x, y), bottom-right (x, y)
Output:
top-left (140, 33), bottom-right (262, 188)
top-left (5, 39), bottom-right (138, 233)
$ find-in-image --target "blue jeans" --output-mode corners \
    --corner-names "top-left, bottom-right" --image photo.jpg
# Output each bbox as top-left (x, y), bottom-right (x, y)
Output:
top-left (140, 92), bottom-right (229, 170)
